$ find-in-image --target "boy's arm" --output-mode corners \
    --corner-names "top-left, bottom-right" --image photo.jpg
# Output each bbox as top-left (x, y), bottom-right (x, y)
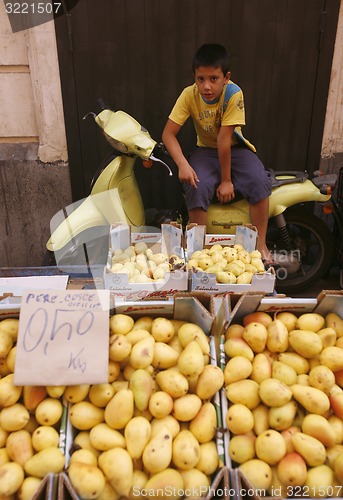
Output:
top-left (162, 119), bottom-right (199, 188)
top-left (216, 125), bottom-right (235, 204)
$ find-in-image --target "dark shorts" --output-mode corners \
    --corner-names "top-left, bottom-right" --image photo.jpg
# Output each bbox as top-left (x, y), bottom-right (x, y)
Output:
top-left (183, 146), bottom-right (272, 211)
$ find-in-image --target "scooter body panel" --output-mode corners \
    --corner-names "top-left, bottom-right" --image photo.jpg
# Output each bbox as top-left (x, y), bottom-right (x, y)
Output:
top-left (48, 154), bottom-right (146, 251)
top-left (47, 196), bottom-right (110, 251)
top-left (206, 179), bottom-right (330, 234)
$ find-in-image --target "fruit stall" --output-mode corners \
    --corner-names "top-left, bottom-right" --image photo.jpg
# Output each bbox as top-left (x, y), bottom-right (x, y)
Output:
top-left (0, 224), bottom-right (343, 499)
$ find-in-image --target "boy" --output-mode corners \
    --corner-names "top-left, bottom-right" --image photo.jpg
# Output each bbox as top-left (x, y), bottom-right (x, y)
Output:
top-left (162, 43), bottom-right (274, 266)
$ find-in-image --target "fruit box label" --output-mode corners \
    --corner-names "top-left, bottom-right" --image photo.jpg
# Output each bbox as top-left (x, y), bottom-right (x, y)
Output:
top-left (103, 270), bottom-right (188, 299)
top-left (190, 270), bottom-right (275, 294)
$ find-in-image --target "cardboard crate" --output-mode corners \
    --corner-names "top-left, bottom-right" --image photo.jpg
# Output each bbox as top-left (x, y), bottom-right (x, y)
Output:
top-left (60, 292), bottom-right (232, 499)
top-left (220, 290), bottom-right (343, 500)
top-left (103, 223), bottom-right (188, 300)
top-left (185, 225), bottom-right (275, 295)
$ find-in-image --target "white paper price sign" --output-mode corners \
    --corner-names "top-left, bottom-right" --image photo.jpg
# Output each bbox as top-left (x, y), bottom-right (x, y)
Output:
top-left (14, 290), bottom-right (110, 386)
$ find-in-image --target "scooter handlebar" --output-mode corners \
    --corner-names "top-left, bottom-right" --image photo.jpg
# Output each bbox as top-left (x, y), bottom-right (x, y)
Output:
top-left (153, 142), bottom-right (171, 160)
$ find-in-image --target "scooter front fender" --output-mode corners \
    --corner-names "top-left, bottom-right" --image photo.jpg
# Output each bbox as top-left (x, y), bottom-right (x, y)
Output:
top-left (269, 179), bottom-right (331, 217)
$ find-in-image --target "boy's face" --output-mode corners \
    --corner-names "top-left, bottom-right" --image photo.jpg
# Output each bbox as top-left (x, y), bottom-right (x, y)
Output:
top-left (194, 66), bottom-right (230, 103)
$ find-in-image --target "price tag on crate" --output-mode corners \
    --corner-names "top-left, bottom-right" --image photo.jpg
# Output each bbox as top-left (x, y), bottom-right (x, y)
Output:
top-left (14, 290), bottom-right (110, 386)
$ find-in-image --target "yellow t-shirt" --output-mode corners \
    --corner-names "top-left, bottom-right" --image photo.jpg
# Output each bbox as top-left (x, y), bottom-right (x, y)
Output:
top-left (169, 81), bottom-right (256, 152)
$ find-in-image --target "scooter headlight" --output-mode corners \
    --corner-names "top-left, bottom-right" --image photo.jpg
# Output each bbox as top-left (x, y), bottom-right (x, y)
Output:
top-left (103, 132), bottom-right (129, 154)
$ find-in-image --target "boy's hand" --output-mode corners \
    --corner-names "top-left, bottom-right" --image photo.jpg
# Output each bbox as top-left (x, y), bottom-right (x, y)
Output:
top-left (178, 163), bottom-right (199, 189)
top-left (216, 180), bottom-right (234, 204)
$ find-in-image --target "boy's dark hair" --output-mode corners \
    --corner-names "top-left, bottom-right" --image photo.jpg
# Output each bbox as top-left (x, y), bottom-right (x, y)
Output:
top-left (192, 44), bottom-right (230, 75)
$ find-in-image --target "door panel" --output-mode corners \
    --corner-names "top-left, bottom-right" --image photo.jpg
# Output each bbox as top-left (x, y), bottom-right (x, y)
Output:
top-left (54, 0), bottom-right (340, 210)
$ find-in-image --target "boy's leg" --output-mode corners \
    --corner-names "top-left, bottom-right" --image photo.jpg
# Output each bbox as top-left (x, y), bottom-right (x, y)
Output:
top-left (184, 148), bottom-right (221, 224)
top-left (231, 146), bottom-right (273, 263)
top-left (188, 208), bottom-right (208, 225)
top-left (249, 198), bottom-right (273, 262)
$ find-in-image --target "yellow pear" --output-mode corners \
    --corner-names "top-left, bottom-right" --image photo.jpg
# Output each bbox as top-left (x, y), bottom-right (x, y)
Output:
top-left (320, 346), bottom-right (343, 371)
top-left (196, 441), bottom-right (219, 475)
top-left (104, 388), bottom-right (134, 429)
top-left (109, 334), bottom-right (132, 362)
top-left (124, 416), bottom-right (151, 459)
top-left (317, 327), bottom-right (337, 347)
top-left (189, 401), bottom-right (217, 443)
top-left (125, 328), bottom-right (151, 345)
top-left (243, 322), bottom-right (268, 353)
top-left (89, 383), bottom-right (115, 408)
top-left (152, 342), bottom-right (179, 369)
top-left (308, 365), bottom-right (335, 394)
top-left (144, 469), bottom-right (184, 499)
top-left (267, 319), bottom-right (289, 352)
top-left (268, 400), bottom-right (298, 431)
top-left (224, 338), bottom-right (254, 361)
top-left (142, 426), bottom-right (173, 474)
top-left (150, 415), bottom-right (180, 439)
top-left (252, 404), bottom-right (269, 436)
top-left (326, 312), bottom-right (343, 337)
top-left (275, 311), bottom-right (298, 332)
top-left (224, 356), bottom-right (252, 384)
top-left (289, 330), bottom-right (322, 358)
top-left (255, 429), bottom-right (287, 465)
top-left (89, 423), bottom-right (126, 451)
top-left (301, 413), bottom-right (336, 447)
top-left (259, 378), bottom-right (292, 407)
top-left (24, 446), bottom-right (65, 477)
top-left (0, 462), bottom-right (25, 496)
top-left (177, 323), bottom-right (210, 355)
top-left (238, 459), bottom-right (272, 491)
top-left (276, 452), bottom-right (307, 486)
top-left (277, 352), bottom-right (309, 374)
top-left (68, 462), bottom-right (106, 499)
top-left (291, 384), bottom-right (330, 415)
top-left (226, 403), bottom-right (254, 434)
top-left (296, 313), bottom-right (325, 332)
top-left (98, 447), bottom-right (133, 497)
top-left (272, 361), bottom-right (297, 386)
top-left (229, 433), bottom-right (256, 464)
top-left (110, 314), bottom-right (134, 335)
top-left (69, 401), bottom-right (104, 431)
top-left (195, 364), bottom-right (224, 400)
top-left (177, 341), bottom-right (204, 378)
top-left (250, 353), bottom-right (272, 384)
top-left (172, 429), bottom-right (200, 470)
top-left (149, 391), bottom-right (174, 418)
top-left (155, 367), bottom-right (189, 398)
top-left (151, 317), bottom-right (175, 342)
top-left (129, 369), bottom-right (154, 411)
top-left (305, 464), bottom-right (334, 498)
top-left (226, 379), bottom-right (260, 409)
top-left (179, 468), bottom-right (210, 496)
top-left (6, 429), bottom-right (33, 466)
top-left (130, 337), bottom-right (155, 369)
top-left (291, 432), bottom-right (326, 466)
top-left (172, 394), bottom-right (202, 422)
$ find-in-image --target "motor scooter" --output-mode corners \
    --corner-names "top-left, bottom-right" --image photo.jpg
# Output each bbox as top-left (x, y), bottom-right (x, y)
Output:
top-left (47, 101), bottom-right (339, 294)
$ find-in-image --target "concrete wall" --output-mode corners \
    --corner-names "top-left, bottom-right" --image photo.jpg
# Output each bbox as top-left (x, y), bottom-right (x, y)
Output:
top-left (0, 2), bottom-right (72, 267)
top-left (320, 0), bottom-right (343, 176)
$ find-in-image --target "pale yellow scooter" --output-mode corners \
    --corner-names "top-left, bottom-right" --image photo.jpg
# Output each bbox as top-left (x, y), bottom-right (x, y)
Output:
top-left (47, 103), bottom-right (338, 293)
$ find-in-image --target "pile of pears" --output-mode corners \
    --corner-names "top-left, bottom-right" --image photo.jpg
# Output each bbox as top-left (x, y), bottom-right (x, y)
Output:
top-left (187, 243), bottom-right (266, 285)
top-left (0, 317), bottom-right (66, 499)
top-left (65, 313), bottom-right (224, 499)
top-left (223, 309), bottom-right (343, 497)
top-left (110, 241), bottom-right (185, 283)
